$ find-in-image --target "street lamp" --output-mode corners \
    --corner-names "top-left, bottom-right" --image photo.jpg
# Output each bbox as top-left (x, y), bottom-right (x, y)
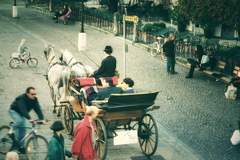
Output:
top-left (13, 0), bottom-right (18, 18)
top-left (78, 0), bottom-right (86, 51)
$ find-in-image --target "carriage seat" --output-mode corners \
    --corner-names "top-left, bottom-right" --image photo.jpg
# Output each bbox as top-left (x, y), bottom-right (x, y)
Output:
top-left (73, 77), bottom-right (96, 86)
top-left (92, 91), bottom-right (159, 112)
top-left (100, 76), bottom-right (118, 85)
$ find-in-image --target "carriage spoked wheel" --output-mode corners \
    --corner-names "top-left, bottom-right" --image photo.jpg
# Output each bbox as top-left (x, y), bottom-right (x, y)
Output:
top-left (64, 104), bottom-right (74, 135)
top-left (94, 117), bottom-right (108, 160)
top-left (138, 114), bottom-right (158, 156)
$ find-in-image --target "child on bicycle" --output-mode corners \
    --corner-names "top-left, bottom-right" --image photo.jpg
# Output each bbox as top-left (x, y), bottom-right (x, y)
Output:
top-left (8, 87), bottom-right (47, 154)
top-left (48, 121), bottom-right (72, 160)
top-left (17, 39), bottom-right (29, 61)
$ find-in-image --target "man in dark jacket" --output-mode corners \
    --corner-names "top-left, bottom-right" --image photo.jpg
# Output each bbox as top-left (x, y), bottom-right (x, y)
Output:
top-left (95, 77), bottom-right (122, 100)
top-left (163, 34), bottom-right (177, 75)
top-left (94, 45), bottom-right (116, 79)
top-left (8, 87), bottom-right (46, 154)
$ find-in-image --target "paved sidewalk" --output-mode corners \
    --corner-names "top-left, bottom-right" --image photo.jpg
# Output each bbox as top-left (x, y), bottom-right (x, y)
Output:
top-left (0, 1), bottom-right (240, 160)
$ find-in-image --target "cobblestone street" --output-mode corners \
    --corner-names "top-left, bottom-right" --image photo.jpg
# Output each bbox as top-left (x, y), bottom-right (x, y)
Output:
top-left (0, 1), bottom-right (240, 160)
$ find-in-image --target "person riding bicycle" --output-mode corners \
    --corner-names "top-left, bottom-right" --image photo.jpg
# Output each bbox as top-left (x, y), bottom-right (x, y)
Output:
top-left (8, 87), bottom-right (47, 154)
top-left (17, 39), bottom-right (29, 62)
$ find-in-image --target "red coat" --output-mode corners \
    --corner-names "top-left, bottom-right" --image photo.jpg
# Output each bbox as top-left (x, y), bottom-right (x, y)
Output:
top-left (71, 116), bottom-right (97, 160)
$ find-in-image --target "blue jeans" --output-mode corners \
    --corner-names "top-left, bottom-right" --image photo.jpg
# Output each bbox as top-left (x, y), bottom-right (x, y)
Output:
top-left (166, 56), bottom-right (176, 72)
top-left (8, 108), bottom-right (26, 147)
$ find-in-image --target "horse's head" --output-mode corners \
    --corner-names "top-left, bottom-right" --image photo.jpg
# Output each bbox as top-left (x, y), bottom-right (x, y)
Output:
top-left (44, 44), bottom-right (55, 64)
top-left (60, 49), bottom-right (75, 65)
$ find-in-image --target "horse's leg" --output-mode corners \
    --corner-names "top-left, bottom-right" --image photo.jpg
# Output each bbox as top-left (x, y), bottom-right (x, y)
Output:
top-left (49, 84), bottom-right (57, 113)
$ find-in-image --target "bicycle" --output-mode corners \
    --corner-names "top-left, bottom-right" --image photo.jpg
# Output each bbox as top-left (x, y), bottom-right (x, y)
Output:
top-left (0, 120), bottom-right (48, 160)
top-left (150, 35), bottom-right (167, 60)
top-left (9, 48), bottom-right (38, 69)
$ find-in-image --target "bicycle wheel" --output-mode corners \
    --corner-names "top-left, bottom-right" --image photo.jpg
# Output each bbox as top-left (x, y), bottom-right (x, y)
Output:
top-left (25, 135), bottom-right (48, 160)
top-left (27, 57), bottom-right (38, 67)
top-left (0, 126), bottom-right (13, 153)
top-left (9, 58), bottom-right (20, 69)
top-left (150, 42), bottom-right (159, 57)
top-left (64, 104), bottom-right (74, 135)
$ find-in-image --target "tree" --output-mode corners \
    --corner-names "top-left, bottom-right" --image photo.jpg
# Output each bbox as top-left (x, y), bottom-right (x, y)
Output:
top-left (177, 0), bottom-right (240, 32)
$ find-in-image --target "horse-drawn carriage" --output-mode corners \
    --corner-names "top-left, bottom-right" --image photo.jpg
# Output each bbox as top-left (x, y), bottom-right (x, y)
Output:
top-left (44, 45), bottom-right (160, 160)
top-left (60, 77), bottom-right (160, 160)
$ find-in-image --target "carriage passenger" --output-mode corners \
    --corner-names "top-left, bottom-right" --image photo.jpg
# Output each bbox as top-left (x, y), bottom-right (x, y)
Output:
top-left (95, 77), bottom-right (122, 100)
top-left (122, 77), bottom-right (136, 93)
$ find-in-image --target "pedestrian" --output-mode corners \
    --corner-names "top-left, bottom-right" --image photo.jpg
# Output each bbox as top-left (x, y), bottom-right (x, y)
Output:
top-left (93, 45), bottom-right (117, 85)
top-left (71, 106), bottom-right (99, 160)
top-left (185, 50), bottom-right (217, 78)
top-left (48, 121), bottom-right (72, 160)
top-left (62, 6), bottom-right (72, 25)
top-left (8, 87), bottom-right (47, 154)
top-left (54, 4), bottom-right (68, 23)
top-left (17, 39), bottom-right (29, 61)
top-left (122, 77), bottom-right (136, 93)
top-left (5, 151), bottom-right (18, 160)
top-left (163, 34), bottom-right (177, 75)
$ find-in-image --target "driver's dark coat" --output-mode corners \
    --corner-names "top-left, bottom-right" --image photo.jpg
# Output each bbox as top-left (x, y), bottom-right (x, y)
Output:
top-left (94, 55), bottom-right (116, 78)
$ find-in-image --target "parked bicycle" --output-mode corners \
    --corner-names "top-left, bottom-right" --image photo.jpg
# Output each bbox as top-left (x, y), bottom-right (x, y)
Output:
top-left (9, 48), bottom-right (38, 69)
top-left (0, 120), bottom-right (48, 160)
top-left (150, 35), bottom-right (167, 60)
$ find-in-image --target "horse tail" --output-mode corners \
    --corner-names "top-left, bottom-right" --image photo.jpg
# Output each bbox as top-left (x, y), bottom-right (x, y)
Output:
top-left (59, 67), bottom-right (70, 102)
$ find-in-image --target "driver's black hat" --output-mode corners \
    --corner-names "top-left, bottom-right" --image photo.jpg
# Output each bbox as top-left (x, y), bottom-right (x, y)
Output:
top-left (103, 46), bottom-right (113, 54)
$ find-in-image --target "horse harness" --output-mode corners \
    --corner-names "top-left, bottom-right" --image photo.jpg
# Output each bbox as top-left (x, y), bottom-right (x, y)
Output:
top-left (69, 61), bottom-right (90, 77)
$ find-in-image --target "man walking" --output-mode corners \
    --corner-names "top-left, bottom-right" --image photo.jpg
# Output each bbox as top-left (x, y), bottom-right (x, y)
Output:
top-left (163, 34), bottom-right (177, 75)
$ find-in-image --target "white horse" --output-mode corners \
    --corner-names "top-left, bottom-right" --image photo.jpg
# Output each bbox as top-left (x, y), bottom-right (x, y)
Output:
top-left (44, 45), bottom-right (70, 113)
top-left (60, 49), bottom-right (94, 78)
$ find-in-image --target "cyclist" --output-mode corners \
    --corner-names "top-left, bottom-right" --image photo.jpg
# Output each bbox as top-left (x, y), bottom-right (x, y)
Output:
top-left (8, 87), bottom-right (47, 154)
top-left (17, 39), bottom-right (29, 61)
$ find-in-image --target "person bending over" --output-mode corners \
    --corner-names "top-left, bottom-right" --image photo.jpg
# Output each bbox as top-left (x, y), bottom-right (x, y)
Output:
top-left (185, 50), bottom-right (217, 78)
top-left (8, 87), bottom-right (47, 154)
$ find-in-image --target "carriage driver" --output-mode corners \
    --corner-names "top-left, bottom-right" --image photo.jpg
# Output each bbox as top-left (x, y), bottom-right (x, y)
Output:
top-left (17, 39), bottom-right (29, 61)
top-left (8, 87), bottom-right (47, 154)
top-left (93, 46), bottom-right (117, 85)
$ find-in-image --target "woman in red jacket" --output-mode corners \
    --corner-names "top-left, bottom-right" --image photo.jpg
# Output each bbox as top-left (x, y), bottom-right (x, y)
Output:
top-left (71, 106), bottom-right (99, 160)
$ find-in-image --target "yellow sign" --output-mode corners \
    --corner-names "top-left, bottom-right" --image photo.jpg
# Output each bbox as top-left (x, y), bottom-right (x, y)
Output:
top-left (125, 16), bottom-right (139, 23)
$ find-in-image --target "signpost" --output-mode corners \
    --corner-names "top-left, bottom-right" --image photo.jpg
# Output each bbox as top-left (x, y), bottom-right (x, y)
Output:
top-left (123, 15), bottom-right (138, 78)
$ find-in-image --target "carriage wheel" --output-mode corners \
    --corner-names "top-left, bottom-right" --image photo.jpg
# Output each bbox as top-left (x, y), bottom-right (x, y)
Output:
top-left (95, 117), bottom-right (108, 160)
top-left (64, 104), bottom-right (74, 135)
top-left (138, 114), bottom-right (158, 156)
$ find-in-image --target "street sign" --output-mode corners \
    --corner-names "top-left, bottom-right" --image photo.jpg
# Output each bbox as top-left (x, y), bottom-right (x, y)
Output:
top-left (125, 16), bottom-right (138, 23)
